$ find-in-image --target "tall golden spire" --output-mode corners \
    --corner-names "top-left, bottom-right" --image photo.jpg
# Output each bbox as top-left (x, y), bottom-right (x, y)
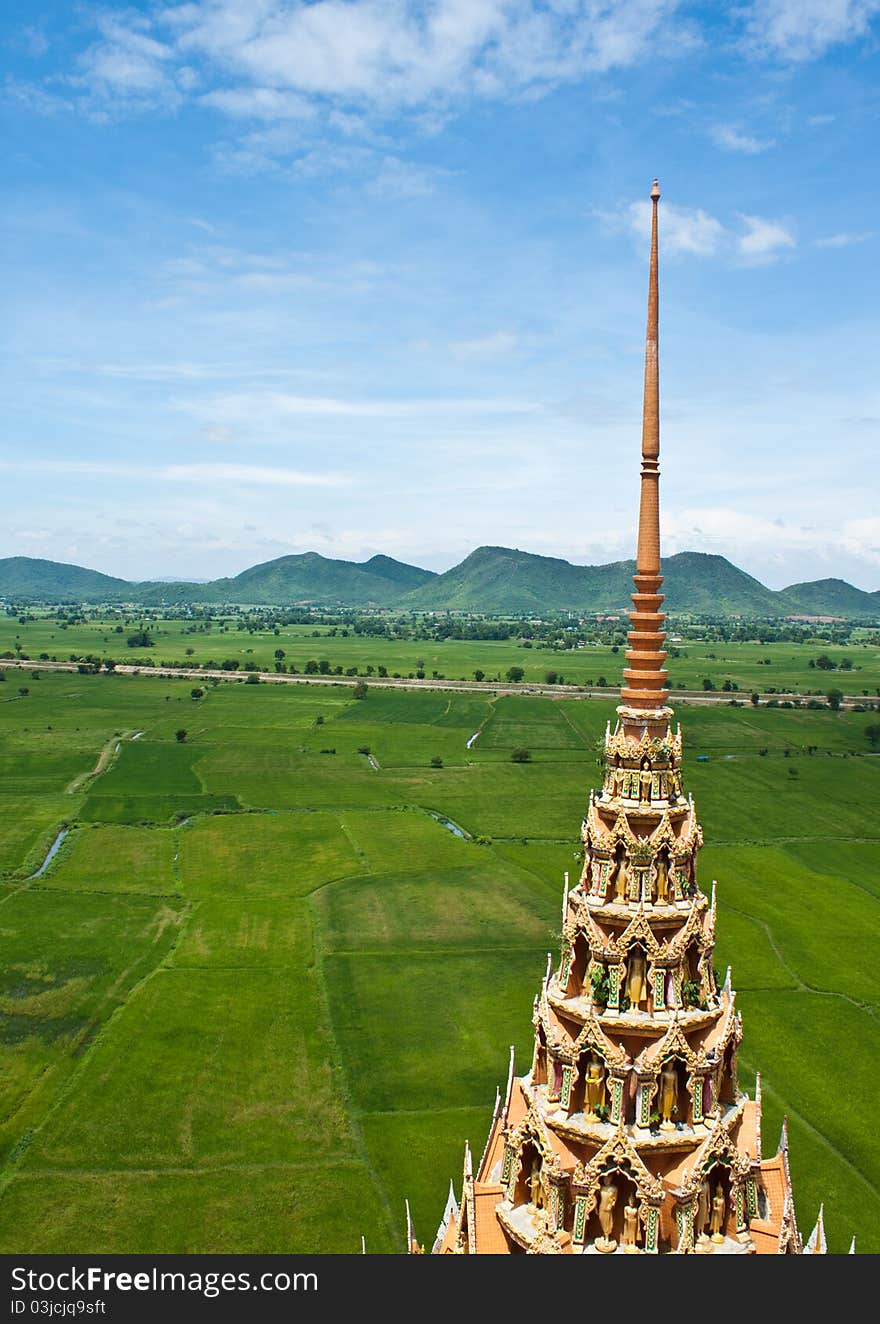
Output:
top-left (621, 178), bottom-right (669, 711)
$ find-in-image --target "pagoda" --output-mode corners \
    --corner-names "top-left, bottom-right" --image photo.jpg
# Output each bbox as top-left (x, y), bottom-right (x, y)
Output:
top-left (424, 180), bottom-right (819, 1256)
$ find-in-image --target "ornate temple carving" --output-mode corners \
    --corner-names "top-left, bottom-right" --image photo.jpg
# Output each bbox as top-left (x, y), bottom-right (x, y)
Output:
top-left (421, 181), bottom-right (825, 1256)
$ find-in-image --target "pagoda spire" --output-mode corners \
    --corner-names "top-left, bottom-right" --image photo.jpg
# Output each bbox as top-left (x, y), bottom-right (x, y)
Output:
top-left (621, 178), bottom-right (669, 711)
top-left (428, 180), bottom-right (811, 1259)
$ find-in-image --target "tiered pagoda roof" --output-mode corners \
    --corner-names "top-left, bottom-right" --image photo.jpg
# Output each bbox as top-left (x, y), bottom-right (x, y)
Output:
top-left (419, 181), bottom-right (825, 1256)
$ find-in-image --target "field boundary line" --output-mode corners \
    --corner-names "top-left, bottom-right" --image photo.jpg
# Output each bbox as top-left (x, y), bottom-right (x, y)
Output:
top-left (0, 898), bottom-right (193, 1194)
top-left (338, 818), bottom-right (373, 875)
top-left (557, 702), bottom-right (592, 749)
top-left (307, 896), bottom-right (399, 1250)
top-left (741, 1064), bottom-right (880, 1208)
top-left (65, 728), bottom-right (140, 796)
top-left (323, 944), bottom-right (549, 958)
top-left (11, 1156), bottom-right (370, 1180)
top-left (723, 899), bottom-right (878, 1019)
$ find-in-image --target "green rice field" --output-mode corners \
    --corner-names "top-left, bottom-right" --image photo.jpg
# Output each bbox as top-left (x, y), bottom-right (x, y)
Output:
top-left (0, 668), bottom-right (877, 1252)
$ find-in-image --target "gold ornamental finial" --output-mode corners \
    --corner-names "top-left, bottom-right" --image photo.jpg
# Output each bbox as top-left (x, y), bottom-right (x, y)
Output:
top-left (620, 177), bottom-right (669, 711)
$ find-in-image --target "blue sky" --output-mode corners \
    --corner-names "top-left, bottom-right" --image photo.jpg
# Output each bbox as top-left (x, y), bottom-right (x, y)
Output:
top-left (2, 1), bottom-right (878, 588)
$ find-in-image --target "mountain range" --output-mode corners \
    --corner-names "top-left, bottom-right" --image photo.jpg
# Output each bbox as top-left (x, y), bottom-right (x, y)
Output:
top-left (0, 549), bottom-right (877, 618)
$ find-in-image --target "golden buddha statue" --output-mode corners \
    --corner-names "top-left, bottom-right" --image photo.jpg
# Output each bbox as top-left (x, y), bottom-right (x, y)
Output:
top-left (623, 1201), bottom-right (640, 1253)
top-left (583, 1054), bottom-right (606, 1121)
top-left (529, 1157), bottom-right (544, 1210)
top-left (613, 853), bottom-right (628, 902)
top-left (710, 1185), bottom-right (726, 1243)
top-left (596, 1173), bottom-right (618, 1253)
top-left (626, 948), bottom-right (648, 1011)
top-left (694, 1178), bottom-right (713, 1253)
top-left (654, 852), bottom-right (669, 903)
top-left (658, 1061), bottom-right (679, 1131)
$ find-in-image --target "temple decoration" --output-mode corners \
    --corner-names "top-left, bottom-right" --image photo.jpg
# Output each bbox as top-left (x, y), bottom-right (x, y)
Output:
top-left (416, 180), bottom-right (829, 1256)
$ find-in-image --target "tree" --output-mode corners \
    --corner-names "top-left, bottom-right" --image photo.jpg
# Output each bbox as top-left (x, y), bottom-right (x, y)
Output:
top-left (430, 755), bottom-right (443, 768)
top-left (274, 648), bottom-right (286, 661)
top-left (506, 666), bottom-right (525, 683)
top-left (353, 680), bottom-right (368, 700)
top-left (511, 748), bottom-right (531, 763)
top-left (545, 670), bottom-right (558, 685)
top-left (815, 654), bottom-right (836, 671)
top-left (190, 688), bottom-right (204, 699)
top-left (702, 678), bottom-right (715, 691)
top-left (175, 729), bottom-right (187, 743)
top-left (865, 723), bottom-right (880, 750)
top-left (751, 693), bottom-right (760, 707)
top-left (473, 669), bottom-right (485, 682)
top-left (826, 688), bottom-right (843, 711)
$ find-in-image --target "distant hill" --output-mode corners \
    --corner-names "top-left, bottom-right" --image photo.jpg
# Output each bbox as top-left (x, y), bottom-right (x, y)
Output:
top-left (662, 552), bottom-right (784, 615)
top-left (0, 550), bottom-right (877, 618)
top-left (0, 556), bottom-right (130, 602)
top-left (404, 547), bottom-right (788, 615)
top-left (138, 552), bottom-right (437, 607)
top-left (402, 546), bottom-right (630, 613)
top-left (778, 578), bottom-right (879, 619)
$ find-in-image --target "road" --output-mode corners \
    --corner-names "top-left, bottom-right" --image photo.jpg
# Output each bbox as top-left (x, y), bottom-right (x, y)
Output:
top-left (0, 658), bottom-right (872, 710)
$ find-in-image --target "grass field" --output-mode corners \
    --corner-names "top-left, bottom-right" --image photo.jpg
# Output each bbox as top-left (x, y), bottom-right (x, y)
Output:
top-left (3, 612), bottom-right (880, 695)
top-left (0, 670), bottom-right (877, 1253)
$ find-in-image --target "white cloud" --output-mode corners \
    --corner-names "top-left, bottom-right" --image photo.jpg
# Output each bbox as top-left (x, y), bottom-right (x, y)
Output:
top-left (737, 213), bottom-right (795, 263)
top-left (77, 13), bottom-right (173, 96)
top-left (0, 458), bottom-right (347, 487)
top-left (163, 463), bottom-right (348, 486)
top-left (167, 0), bottom-right (688, 105)
top-left (607, 197), bottom-right (794, 265)
top-left (180, 390), bottom-right (541, 425)
top-left (199, 86), bottom-right (315, 120)
top-left (14, 0), bottom-right (689, 129)
top-left (3, 76), bottom-right (73, 116)
top-left (449, 329), bottom-right (519, 358)
top-left (814, 231), bottom-right (874, 248)
top-left (632, 199), bottom-right (725, 255)
top-left (711, 123), bottom-right (775, 154)
top-left (657, 506), bottom-right (880, 575)
top-left (742, 0), bottom-right (880, 61)
top-left (839, 515), bottom-right (880, 567)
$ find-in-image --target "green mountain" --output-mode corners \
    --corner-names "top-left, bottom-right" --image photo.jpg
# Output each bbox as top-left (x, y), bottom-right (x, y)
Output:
top-left (778, 578), bottom-right (880, 618)
top-left (403, 546), bottom-right (631, 613)
top-left (0, 556), bottom-right (130, 602)
top-left (137, 552), bottom-right (437, 607)
top-left (403, 548), bottom-right (788, 615)
top-left (1, 550), bottom-right (877, 618)
top-left (661, 552), bottom-right (783, 615)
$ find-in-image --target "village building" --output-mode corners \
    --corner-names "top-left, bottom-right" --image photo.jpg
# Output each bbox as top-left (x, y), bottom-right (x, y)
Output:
top-left (420, 181), bottom-right (827, 1256)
